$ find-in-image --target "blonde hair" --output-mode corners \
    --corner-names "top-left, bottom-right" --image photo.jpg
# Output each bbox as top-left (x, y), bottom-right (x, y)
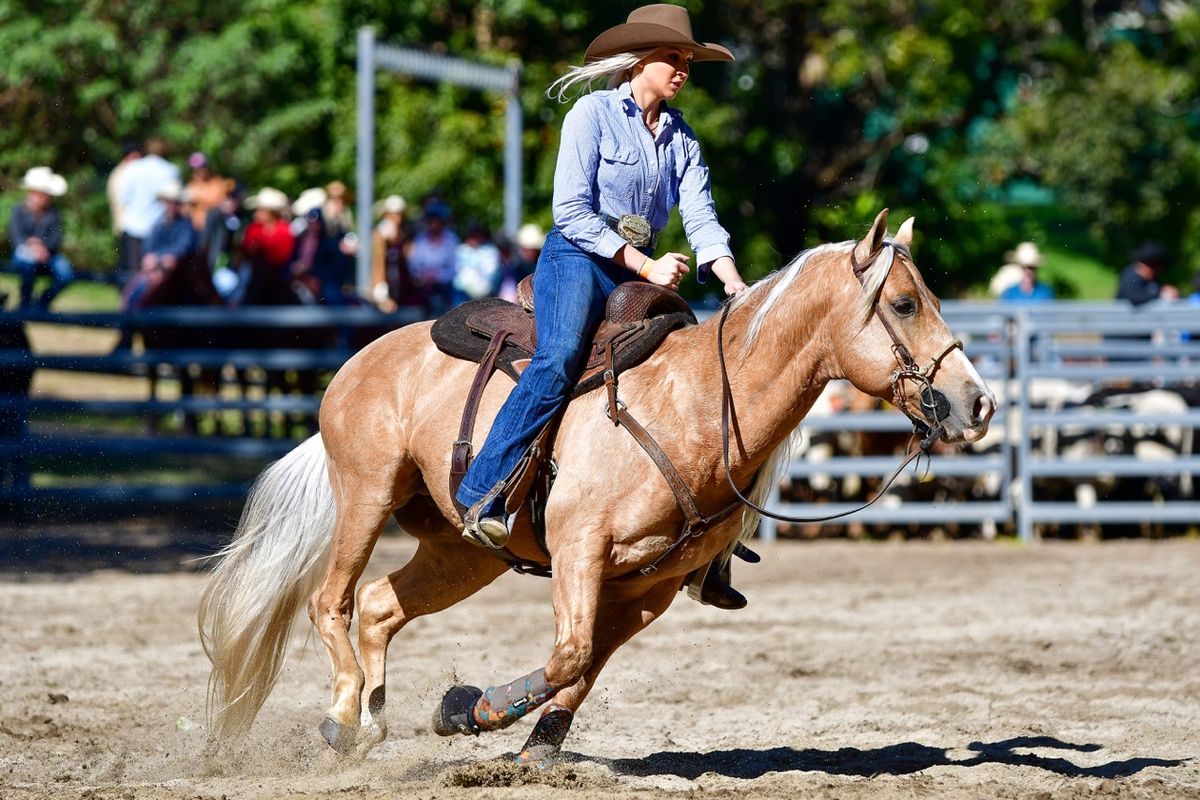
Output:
top-left (546, 49), bottom-right (657, 102)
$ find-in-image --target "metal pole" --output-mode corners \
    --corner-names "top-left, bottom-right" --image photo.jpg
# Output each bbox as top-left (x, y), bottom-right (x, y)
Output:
top-left (356, 27), bottom-right (376, 296)
top-left (503, 62), bottom-right (523, 239)
top-left (1016, 310), bottom-right (1034, 543)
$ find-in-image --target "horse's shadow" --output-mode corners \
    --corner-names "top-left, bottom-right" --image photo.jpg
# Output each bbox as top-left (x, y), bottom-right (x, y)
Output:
top-left (576, 736), bottom-right (1187, 780)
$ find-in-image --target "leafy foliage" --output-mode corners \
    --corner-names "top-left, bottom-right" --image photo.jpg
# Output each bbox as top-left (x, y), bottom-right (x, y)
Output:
top-left (1, 0), bottom-right (1195, 297)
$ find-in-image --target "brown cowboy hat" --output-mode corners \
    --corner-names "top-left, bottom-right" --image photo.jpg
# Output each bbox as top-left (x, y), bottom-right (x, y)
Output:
top-left (584, 4), bottom-right (735, 63)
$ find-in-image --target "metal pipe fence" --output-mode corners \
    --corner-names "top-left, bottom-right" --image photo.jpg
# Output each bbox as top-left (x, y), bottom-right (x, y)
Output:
top-left (760, 301), bottom-right (1199, 541)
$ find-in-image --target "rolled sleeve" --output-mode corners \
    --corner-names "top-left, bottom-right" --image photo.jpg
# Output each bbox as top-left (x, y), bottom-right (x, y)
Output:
top-left (677, 136), bottom-right (731, 268)
top-left (552, 99), bottom-right (622, 257)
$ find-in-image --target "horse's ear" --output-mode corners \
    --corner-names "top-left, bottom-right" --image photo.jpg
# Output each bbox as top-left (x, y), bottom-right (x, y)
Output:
top-left (894, 217), bottom-right (915, 247)
top-left (854, 208), bottom-right (889, 265)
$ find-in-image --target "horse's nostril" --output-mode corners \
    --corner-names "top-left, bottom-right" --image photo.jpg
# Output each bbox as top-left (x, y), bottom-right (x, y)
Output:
top-left (972, 392), bottom-right (995, 425)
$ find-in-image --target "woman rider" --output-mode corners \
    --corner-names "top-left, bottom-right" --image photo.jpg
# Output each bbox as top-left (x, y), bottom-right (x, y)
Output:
top-left (457, 5), bottom-right (751, 607)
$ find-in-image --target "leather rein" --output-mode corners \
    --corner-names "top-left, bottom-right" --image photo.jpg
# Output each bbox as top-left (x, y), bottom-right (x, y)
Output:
top-left (716, 242), bottom-right (964, 525)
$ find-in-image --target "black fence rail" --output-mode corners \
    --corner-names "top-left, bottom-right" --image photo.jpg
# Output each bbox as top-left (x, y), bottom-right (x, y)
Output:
top-left (0, 305), bottom-right (424, 512)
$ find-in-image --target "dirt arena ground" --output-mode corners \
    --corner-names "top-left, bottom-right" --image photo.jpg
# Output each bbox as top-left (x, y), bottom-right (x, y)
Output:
top-left (2, 533), bottom-right (1197, 799)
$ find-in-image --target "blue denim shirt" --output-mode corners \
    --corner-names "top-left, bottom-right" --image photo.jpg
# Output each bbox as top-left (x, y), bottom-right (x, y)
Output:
top-left (552, 81), bottom-right (732, 273)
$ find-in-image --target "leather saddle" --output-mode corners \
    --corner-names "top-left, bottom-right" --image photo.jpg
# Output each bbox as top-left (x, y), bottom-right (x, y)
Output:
top-left (431, 275), bottom-right (696, 396)
top-left (429, 275), bottom-right (696, 575)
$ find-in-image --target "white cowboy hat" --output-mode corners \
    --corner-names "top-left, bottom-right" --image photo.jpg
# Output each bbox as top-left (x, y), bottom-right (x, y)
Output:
top-left (20, 166), bottom-right (68, 197)
top-left (375, 194), bottom-right (407, 216)
top-left (1004, 241), bottom-right (1045, 268)
top-left (515, 223), bottom-right (546, 250)
top-left (292, 187), bottom-right (328, 217)
top-left (244, 187), bottom-right (290, 213)
top-left (155, 181), bottom-right (189, 203)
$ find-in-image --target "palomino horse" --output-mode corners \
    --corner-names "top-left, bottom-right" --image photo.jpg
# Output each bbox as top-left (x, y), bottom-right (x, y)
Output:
top-left (198, 210), bottom-right (995, 760)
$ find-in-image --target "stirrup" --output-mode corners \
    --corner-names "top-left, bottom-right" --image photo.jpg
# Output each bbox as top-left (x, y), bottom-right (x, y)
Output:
top-left (462, 513), bottom-right (511, 549)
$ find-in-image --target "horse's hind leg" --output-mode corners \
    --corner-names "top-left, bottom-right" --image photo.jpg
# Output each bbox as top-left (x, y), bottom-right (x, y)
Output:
top-left (517, 579), bottom-right (679, 763)
top-left (308, 483), bottom-right (395, 754)
top-left (355, 500), bottom-right (509, 753)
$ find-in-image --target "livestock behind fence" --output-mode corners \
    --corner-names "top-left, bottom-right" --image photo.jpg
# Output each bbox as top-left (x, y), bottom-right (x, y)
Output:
top-left (0, 302), bottom-right (1196, 538)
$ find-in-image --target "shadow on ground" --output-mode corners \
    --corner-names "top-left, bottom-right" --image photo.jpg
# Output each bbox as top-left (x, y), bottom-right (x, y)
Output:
top-left (0, 521), bottom-right (227, 576)
top-left (585, 736), bottom-right (1188, 780)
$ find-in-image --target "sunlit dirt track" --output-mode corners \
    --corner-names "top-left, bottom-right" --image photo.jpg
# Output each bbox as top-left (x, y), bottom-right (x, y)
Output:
top-left (2, 537), bottom-right (1198, 799)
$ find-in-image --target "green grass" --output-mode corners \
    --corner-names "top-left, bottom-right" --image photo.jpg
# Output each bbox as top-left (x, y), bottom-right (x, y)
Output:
top-left (1, 273), bottom-right (121, 311)
top-left (1039, 244), bottom-right (1117, 300)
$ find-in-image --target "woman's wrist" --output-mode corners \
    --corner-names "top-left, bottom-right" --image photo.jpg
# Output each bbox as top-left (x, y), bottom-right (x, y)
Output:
top-left (637, 256), bottom-right (653, 278)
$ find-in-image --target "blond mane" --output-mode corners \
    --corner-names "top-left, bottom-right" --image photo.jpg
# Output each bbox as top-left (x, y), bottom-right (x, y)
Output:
top-left (730, 238), bottom-right (907, 352)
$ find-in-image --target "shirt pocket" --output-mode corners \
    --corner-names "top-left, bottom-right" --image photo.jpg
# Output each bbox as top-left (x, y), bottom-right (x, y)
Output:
top-left (599, 139), bottom-right (639, 165)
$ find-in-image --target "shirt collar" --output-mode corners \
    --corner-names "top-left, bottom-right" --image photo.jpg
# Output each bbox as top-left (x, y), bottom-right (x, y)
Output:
top-left (616, 81), bottom-right (676, 136)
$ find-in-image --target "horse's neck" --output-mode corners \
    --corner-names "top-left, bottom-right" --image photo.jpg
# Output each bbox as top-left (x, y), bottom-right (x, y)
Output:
top-left (690, 266), bottom-right (844, 484)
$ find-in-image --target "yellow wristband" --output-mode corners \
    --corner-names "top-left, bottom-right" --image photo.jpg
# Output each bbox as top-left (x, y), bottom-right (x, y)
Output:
top-left (638, 257), bottom-right (653, 279)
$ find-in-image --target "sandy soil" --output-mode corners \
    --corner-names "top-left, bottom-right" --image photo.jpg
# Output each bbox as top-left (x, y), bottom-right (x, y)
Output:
top-left (1, 536), bottom-right (1198, 799)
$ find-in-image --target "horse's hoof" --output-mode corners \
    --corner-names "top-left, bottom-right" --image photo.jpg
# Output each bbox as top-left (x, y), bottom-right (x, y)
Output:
top-left (356, 721), bottom-right (387, 755)
top-left (432, 685), bottom-right (483, 737)
top-left (319, 717), bottom-right (359, 755)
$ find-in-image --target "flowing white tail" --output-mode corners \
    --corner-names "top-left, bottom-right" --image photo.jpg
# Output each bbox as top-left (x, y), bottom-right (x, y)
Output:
top-left (197, 434), bottom-right (336, 740)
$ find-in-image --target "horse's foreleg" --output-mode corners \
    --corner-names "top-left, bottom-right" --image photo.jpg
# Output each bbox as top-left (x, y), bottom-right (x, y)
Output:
top-left (308, 499), bottom-right (392, 754)
top-left (356, 521), bottom-right (508, 754)
top-left (517, 579), bottom-right (679, 763)
top-left (432, 533), bottom-right (609, 739)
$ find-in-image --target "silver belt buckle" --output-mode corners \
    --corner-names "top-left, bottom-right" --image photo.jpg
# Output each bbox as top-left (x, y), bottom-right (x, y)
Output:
top-left (616, 214), bottom-right (652, 249)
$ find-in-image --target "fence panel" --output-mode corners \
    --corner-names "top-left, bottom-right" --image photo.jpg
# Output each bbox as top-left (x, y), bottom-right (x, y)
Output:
top-left (2, 301), bottom-right (1196, 536)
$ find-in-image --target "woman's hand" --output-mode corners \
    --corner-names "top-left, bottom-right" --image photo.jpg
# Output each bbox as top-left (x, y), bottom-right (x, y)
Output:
top-left (642, 252), bottom-right (690, 290)
top-left (723, 279), bottom-right (748, 296)
top-left (710, 256), bottom-right (748, 298)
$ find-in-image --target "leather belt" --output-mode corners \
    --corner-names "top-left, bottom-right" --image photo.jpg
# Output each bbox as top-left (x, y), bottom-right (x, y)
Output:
top-left (602, 213), bottom-right (658, 251)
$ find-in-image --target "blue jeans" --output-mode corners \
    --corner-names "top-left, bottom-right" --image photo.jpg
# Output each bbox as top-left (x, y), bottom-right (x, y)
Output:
top-left (13, 248), bottom-right (74, 308)
top-left (456, 228), bottom-right (638, 515)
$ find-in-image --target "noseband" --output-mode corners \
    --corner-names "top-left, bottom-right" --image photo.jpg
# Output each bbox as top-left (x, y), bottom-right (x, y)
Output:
top-left (717, 241), bottom-right (963, 525)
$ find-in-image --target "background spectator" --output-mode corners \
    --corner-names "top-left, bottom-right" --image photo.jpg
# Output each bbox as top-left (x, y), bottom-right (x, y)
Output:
top-left (1116, 241), bottom-right (1171, 306)
top-left (290, 189), bottom-right (351, 305)
top-left (998, 242), bottom-right (1055, 303)
top-left (118, 137), bottom-right (181, 278)
top-left (290, 188), bottom-right (326, 236)
top-left (202, 181), bottom-right (244, 302)
top-left (122, 182), bottom-right (198, 310)
top-left (408, 200), bottom-right (458, 314)
top-left (107, 141), bottom-right (142, 282)
top-left (239, 188), bottom-right (295, 305)
top-left (8, 166), bottom-right (74, 309)
top-left (322, 180), bottom-right (355, 239)
top-left (451, 222), bottom-right (502, 305)
top-left (499, 222), bottom-right (544, 302)
top-left (370, 194), bottom-right (419, 312)
top-left (185, 152), bottom-right (228, 233)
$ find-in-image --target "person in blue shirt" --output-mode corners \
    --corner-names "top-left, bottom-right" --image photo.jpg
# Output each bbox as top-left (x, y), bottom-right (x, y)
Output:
top-left (122, 182), bottom-right (198, 310)
top-left (456, 4), bottom-right (749, 607)
top-left (997, 242), bottom-right (1055, 303)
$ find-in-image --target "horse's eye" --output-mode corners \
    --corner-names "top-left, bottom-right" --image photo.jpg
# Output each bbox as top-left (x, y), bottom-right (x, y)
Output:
top-left (891, 296), bottom-right (917, 317)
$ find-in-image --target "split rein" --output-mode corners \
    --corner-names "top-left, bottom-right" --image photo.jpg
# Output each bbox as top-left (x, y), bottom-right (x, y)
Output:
top-left (716, 244), bottom-right (964, 525)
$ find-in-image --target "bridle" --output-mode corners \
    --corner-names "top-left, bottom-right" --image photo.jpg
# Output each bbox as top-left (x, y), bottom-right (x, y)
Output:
top-left (718, 241), bottom-right (964, 525)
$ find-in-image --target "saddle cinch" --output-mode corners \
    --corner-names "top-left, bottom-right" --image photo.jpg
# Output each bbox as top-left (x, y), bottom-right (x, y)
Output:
top-left (430, 275), bottom-right (696, 574)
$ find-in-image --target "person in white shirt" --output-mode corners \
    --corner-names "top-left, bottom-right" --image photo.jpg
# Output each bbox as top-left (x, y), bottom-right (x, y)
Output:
top-left (117, 138), bottom-right (181, 278)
